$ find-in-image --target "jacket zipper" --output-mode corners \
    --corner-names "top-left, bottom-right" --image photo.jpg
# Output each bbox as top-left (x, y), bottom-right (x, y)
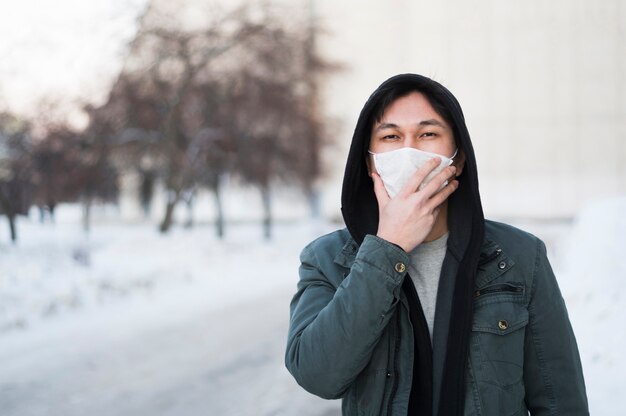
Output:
top-left (386, 311), bottom-right (401, 415)
top-left (474, 284), bottom-right (523, 298)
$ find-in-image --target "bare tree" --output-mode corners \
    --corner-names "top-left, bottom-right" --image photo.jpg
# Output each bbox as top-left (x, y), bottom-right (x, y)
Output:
top-left (31, 118), bottom-right (118, 234)
top-left (73, 132), bottom-right (118, 234)
top-left (31, 124), bottom-right (76, 222)
top-left (0, 112), bottom-right (33, 243)
top-left (91, 1), bottom-right (337, 237)
top-left (219, 7), bottom-right (335, 239)
top-left (94, 6), bottom-right (253, 232)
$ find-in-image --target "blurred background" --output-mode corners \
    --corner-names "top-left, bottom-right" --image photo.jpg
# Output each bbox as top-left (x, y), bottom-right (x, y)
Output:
top-left (0, 0), bottom-right (624, 415)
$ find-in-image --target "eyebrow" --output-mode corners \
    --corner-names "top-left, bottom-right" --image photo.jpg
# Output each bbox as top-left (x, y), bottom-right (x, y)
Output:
top-left (374, 119), bottom-right (446, 131)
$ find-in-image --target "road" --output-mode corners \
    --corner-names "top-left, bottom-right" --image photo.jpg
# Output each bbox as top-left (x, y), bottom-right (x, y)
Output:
top-left (0, 286), bottom-right (341, 416)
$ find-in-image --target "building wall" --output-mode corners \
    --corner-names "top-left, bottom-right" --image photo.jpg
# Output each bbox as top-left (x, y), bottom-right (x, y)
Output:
top-left (313, 0), bottom-right (626, 220)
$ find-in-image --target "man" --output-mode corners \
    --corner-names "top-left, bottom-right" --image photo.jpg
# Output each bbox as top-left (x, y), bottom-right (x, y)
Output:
top-left (285, 74), bottom-right (588, 415)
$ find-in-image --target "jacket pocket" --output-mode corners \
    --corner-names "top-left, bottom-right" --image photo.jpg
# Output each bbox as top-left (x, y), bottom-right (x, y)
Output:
top-left (467, 292), bottom-right (528, 415)
top-left (471, 294), bottom-right (528, 386)
top-left (353, 369), bottom-right (389, 415)
top-left (348, 324), bottom-right (394, 416)
top-left (474, 283), bottom-right (523, 300)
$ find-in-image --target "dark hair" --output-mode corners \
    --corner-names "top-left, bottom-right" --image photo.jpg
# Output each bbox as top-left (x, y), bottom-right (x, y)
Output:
top-left (369, 83), bottom-right (458, 143)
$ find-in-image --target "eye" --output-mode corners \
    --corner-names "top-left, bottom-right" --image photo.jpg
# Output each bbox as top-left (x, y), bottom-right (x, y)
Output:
top-left (421, 132), bottom-right (437, 138)
top-left (382, 134), bottom-right (400, 140)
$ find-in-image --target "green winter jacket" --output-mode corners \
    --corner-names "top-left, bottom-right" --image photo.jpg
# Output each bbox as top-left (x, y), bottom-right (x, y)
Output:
top-left (285, 220), bottom-right (588, 415)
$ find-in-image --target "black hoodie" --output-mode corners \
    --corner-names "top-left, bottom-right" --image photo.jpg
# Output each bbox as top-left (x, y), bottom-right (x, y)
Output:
top-left (340, 74), bottom-right (485, 416)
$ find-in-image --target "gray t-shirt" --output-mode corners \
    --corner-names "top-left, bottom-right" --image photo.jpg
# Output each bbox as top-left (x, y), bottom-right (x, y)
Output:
top-left (408, 232), bottom-right (449, 341)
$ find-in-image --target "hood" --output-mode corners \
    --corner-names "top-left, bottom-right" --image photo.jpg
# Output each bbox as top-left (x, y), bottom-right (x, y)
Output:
top-left (340, 73), bottom-right (485, 416)
top-left (341, 73), bottom-right (483, 245)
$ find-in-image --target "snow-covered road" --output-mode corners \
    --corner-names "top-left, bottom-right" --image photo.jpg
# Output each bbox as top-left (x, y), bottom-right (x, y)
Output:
top-left (0, 210), bottom-right (341, 415)
top-left (0, 285), bottom-right (340, 416)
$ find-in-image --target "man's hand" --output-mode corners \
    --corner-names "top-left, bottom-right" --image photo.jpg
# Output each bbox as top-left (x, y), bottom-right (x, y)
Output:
top-left (372, 157), bottom-right (458, 252)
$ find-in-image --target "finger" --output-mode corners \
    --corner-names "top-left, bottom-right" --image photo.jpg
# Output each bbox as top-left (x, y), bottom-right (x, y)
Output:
top-left (399, 157), bottom-right (442, 197)
top-left (427, 179), bottom-right (459, 209)
top-left (371, 172), bottom-right (390, 209)
top-left (420, 165), bottom-right (457, 198)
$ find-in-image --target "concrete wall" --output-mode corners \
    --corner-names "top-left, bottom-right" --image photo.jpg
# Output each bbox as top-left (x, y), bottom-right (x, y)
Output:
top-left (313, 0), bottom-right (626, 220)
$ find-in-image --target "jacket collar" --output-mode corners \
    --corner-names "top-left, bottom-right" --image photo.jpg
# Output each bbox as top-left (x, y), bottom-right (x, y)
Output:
top-left (475, 237), bottom-right (515, 288)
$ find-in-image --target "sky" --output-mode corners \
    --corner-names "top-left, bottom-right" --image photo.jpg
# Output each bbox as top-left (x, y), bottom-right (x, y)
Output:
top-left (0, 0), bottom-right (148, 124)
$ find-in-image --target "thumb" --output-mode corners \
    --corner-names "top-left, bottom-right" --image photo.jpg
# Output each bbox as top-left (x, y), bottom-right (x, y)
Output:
top-left (372, 172), bottom-right (390, 210)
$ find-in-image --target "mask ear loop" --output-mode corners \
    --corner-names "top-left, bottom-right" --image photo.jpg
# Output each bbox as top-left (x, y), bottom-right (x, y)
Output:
top-left (449, 147), bottom-right (459, 160)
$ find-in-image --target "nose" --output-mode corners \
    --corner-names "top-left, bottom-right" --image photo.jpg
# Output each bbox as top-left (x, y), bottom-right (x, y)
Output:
top-left (401, 136), bottom-right (419, 149)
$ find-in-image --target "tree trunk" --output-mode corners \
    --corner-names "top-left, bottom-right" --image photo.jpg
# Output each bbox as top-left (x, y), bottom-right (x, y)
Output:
top-left (142, 200), bottom-right (152, 219)
top-left (261, 185), bottom-right (271, 241)
top-left (307, 187), bottom-right (321, 220)
top-left (184, 195), bottom-right (194, 229)
top-left (82, 198), bottom-right (92, 234)
top-left (159, 190), bottom-right (180, 233)
top-left (212, 176), bottom-right (225, 239)
top-left (49, 203), bottom-right (56, 223)
top-left (140, 172), bottom-right (155, 219)
top-left (8, 214), bottom-right (17, 244)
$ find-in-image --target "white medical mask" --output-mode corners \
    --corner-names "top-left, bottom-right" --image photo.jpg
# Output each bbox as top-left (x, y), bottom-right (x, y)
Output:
top-left (369, 147), bottom-right (458, 198)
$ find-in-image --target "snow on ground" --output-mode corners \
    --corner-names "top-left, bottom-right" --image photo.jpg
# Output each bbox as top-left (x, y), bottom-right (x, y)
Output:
top-left (0, 199), bottom-right (625, 415)
top-left (0, 205), bottom-right (341, 415)
top-left (0, 204), bottom-right (330, 334)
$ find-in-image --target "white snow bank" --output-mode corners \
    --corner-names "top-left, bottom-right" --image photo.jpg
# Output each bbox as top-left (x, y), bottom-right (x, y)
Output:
top-left (555, 197), bottom-right (626, 416)
top-left (0, 204), bottom-right (332, 334)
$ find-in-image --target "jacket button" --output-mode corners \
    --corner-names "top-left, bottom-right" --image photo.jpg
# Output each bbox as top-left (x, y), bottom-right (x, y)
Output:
top-left (394, 262), bottom-right (406, 273)
top-left (498, 261), bottom-right (507, 269)
top-left (386, 372), bottom-right (392, 378)
top-left (498, 320), bottom-right (509, 330)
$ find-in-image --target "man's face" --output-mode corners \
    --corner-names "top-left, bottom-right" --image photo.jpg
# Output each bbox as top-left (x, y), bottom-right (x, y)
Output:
top-left (368, 91), bottom-right (464, 175)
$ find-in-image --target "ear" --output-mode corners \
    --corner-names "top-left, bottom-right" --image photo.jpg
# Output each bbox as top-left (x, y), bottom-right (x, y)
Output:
top-left (452, 149), bottom-right (465, 177)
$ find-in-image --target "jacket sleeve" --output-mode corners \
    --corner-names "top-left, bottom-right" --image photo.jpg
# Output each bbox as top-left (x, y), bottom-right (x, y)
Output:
top-left (285, 234), bottom-right (409, 399)
top-left (523, 238), bottom-right (589, 415)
